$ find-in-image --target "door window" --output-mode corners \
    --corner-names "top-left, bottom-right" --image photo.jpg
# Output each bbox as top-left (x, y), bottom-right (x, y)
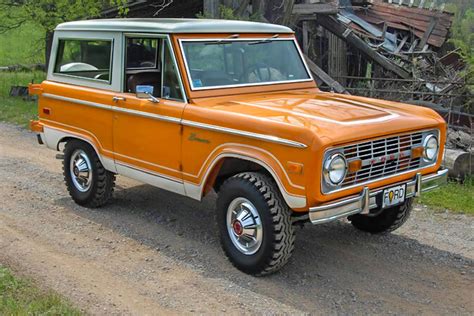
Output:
top-left (124, 37), bottom-right (184, 101)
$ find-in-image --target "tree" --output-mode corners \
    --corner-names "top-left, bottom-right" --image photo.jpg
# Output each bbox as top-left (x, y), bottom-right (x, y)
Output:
top-left (0, 0), bottom-right (128, 63)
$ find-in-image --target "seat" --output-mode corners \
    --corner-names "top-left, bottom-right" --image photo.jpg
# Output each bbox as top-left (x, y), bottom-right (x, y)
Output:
top-left (127, 72), bottom-right (161, 96)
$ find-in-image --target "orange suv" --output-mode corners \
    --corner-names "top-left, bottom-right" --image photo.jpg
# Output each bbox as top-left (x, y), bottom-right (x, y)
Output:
top-left (30, 18), bottom-right (447, 275)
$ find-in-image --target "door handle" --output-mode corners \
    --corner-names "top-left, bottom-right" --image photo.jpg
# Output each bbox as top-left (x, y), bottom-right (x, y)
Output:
top-left (112, 96), bottom-right (126, 102)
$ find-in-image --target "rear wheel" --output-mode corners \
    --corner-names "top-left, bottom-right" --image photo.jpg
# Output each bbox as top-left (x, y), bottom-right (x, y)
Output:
top-left (348, 198), bottom-right (413, 234)
top-left (216, 172), bottom-right (295, 276)
top-left (63, 140), bottom-right (115, 208)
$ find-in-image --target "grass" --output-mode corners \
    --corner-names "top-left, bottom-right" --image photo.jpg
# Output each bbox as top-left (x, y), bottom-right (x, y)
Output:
top-left (0, 265), bottom-right (82, 315)
top-left (0, 71), bottom-right (44, 127)
top-left (418, 177), bottom-right (474, 215)
top-left (0, 21), bottom-right (44, 126)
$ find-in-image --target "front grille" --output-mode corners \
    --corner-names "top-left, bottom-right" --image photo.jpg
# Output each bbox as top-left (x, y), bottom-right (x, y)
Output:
top-left (341, 132), bottom-right (423, 187)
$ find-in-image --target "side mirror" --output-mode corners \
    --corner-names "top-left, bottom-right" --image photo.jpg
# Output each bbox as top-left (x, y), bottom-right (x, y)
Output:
top-left (136, 85), bottom-right (160, 103)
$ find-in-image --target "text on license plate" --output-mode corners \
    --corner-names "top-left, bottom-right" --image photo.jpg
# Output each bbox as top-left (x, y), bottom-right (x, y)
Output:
top-left (382, 184), bottom-right (406, 208)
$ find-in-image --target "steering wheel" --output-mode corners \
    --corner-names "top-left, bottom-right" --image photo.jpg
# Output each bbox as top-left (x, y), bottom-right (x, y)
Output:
top-left (241, 62), bottom-right (272, 82)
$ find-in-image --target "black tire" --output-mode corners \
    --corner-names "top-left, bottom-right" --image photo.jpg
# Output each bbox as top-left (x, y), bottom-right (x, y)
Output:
top-left (63, 140), bottom-right (115, 208)
top-left (348, 198), bottom-right (413, 234)
top-left (216, 172), bottom-right (295, 276)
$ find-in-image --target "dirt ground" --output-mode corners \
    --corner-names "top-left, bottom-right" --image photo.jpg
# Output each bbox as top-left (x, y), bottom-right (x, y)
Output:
top-left (0, 122), bottom-right (473, 315)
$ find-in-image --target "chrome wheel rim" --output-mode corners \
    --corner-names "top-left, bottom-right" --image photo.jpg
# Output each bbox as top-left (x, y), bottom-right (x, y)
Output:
top-left (226, 197), bottom-right (263, 255)
top-left (70, 149), bottom-right (93, 192)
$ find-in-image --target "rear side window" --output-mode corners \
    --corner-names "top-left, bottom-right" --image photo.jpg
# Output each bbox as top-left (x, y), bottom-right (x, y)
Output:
top-left (54, 39), bottom-right (112, 82)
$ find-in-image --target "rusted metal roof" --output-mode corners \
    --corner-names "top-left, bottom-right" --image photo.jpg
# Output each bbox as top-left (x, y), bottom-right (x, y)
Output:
top-left (353, 0), bottom-right (453, 47)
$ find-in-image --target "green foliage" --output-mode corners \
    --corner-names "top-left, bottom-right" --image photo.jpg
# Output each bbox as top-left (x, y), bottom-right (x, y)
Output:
top-left (0, 265), bottom-right (82, 315)
top-left (418, 177), bottom-right (474, 215)
top-left (446, 2), bottom-right (474, 71)
top-left (196, 4), bottom-right (261, 21)
top-left (0, 0), bottom-right (129, 34)
top-left (0, 22), bottom-right (44, 66)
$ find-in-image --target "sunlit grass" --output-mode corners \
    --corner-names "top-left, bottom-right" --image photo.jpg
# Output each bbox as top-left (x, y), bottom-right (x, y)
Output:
top-left (0, 265), bottom-right (82, 315)
top-left (418, 177), bottom-right (474, 215)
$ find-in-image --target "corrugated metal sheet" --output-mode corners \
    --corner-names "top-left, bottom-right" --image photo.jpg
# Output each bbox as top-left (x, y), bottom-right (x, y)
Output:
top-left (353, 0), bottom-right (453, 47)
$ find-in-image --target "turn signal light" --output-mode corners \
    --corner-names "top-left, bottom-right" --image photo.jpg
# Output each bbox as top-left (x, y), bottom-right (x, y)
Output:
top-left (411, 146), bottom-right (424, 159)
top-left (348, 159), bottom-right (362, 173)
top-left (287, 162), bottom-right (303, 174)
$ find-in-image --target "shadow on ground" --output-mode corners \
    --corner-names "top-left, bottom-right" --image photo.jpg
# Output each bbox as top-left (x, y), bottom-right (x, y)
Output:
top-left (60, 182), bottom-right (473, 314)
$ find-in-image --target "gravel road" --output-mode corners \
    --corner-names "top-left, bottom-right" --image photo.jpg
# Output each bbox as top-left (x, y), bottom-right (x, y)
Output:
top-left (0, 122), bottom-right (473, 315)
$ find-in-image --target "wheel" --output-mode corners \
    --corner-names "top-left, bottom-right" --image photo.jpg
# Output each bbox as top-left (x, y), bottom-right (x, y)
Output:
top-left (63, 140), bottom-right (115, 208)
top-left (348, 198), bottom-right (413, 234)
top-left (216, 172), bottom-right (295, 276)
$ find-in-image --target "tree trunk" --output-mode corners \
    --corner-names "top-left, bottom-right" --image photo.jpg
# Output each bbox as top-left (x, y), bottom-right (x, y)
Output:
top-left (443, 149), bottom-right (473, 181)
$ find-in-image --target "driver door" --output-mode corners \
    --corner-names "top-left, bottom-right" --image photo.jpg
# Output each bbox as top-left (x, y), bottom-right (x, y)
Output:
top-left (112, 36), bottom-right (186, 194)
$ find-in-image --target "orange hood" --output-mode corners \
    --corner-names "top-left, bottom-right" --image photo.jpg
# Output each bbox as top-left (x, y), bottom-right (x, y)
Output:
top-left (187, 89), bottom-right (446, 149)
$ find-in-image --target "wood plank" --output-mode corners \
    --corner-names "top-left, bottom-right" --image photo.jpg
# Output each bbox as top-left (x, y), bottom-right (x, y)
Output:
top-left (292, 3), bottom-right (339, 14)
top-left (303, 55), bottom-right (349, 94)
top-left (418, 17), bottom-right (438, 49)
top-left (316, 15), bottom-right (411, 78)
top-left (395, 35), bottom-right (409, 53)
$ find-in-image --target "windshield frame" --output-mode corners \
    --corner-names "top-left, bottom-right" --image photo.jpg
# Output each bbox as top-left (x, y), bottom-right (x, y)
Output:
top-left (178, 37), bottom-right (313, 91)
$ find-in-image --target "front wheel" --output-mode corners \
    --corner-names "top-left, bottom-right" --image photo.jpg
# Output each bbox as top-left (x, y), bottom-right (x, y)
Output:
top-left (348, 198), bottom-right (413, 234)
top-left (216, 172), bottom-right (295, 276)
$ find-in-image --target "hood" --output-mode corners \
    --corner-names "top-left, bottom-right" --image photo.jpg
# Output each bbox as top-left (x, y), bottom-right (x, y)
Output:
top-left (189, 90), bottom-right (445, 147)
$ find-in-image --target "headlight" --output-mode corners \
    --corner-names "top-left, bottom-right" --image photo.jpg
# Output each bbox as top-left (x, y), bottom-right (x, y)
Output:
top-left (323, 153), bottom-right (347, 185)
top-left (423, 134), bottom-right (439, 162)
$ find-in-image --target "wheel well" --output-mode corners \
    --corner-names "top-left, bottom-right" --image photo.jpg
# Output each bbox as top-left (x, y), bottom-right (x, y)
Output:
top-left (208, 157), bottom-right (271, 194)
top-left (58, 137), bottom-right (93, 152)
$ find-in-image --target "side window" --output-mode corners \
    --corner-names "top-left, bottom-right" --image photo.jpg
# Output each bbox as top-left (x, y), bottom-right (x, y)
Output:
top-left (54, 39), bottom-right (112, 82)
top-left (162, 41), bottom-right (183, 101)
top-left (124, 37), bottom-right (161, 96)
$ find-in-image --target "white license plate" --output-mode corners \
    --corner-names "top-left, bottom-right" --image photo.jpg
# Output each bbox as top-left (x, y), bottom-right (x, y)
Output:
top-left (382, 184), bottom-right (406, 208)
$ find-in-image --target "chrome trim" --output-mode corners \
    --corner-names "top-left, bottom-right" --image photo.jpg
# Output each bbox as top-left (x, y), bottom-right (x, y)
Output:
top-left (309, 169), bottom-right (448, 225)
top-left (226, 197), bottom-right (263, 255)
top-left (323, 153), bottom-right (348, 186)
top-left (422, 134), bottom-right (439, 162)
top-left (181, 120), bottom-right (307, 148)
top-left (178, 38), bottom-right (313, 91)
top-left (321, 129), bottom-right (440, 195)
top-left (414, 173), bottom-right (422, 197)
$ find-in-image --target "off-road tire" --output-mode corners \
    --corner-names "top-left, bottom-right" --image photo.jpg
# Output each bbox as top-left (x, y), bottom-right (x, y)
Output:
top-left (63, 140), bottom-right (115, 208)
top-left (349, 198), bottom-right (413, 234)
top-left (216, 172), bottom-right (295, 276)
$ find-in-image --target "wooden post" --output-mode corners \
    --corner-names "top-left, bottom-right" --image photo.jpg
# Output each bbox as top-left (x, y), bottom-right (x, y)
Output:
top-left (328, 33), bottom-right (347, 86)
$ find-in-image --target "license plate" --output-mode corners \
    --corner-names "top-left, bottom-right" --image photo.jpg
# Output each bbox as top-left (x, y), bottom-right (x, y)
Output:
top-left (382, 184), bottom-right (406, 208)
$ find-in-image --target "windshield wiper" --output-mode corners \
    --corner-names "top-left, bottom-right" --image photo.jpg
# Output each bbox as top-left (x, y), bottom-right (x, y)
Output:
top-left (204, 34), bottom-right (239, 45)
top-left (248, 34), bottom-right (279, 45)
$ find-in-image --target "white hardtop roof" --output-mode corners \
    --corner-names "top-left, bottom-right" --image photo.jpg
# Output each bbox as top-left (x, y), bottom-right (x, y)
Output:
top-left (55, 18), bottom-right (294, 34)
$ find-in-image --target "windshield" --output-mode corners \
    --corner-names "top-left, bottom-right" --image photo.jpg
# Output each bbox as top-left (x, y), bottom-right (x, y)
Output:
top-left (181, 39), bottom-right (311, 90)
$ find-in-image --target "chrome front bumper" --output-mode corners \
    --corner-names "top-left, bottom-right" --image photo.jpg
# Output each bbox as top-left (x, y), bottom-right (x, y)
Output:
top-left (309, 169), bottom-right (448, 225)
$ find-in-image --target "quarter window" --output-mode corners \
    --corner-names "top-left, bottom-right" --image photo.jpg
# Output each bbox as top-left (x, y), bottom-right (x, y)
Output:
top-left (162, 41), bottom-right (183, 101)
top-left (54, 39), bottom-right (112, 82)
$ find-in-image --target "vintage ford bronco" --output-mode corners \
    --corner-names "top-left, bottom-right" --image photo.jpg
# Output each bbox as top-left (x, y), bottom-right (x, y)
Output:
top-left (30, 18), bottom-right (448, 275)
